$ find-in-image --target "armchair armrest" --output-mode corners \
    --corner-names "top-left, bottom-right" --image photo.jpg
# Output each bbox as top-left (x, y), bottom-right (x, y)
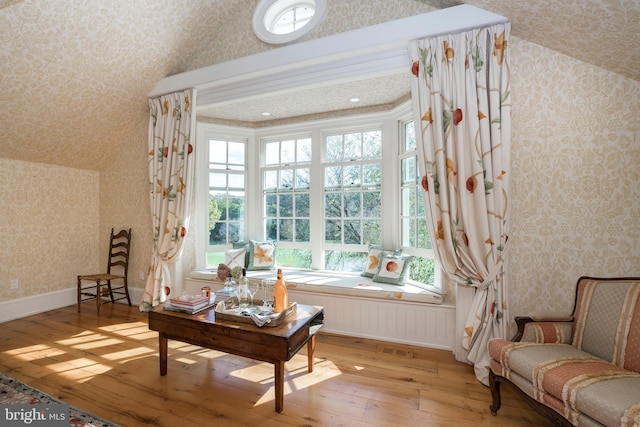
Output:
top-left (512, 316), bottom-right (574, 343)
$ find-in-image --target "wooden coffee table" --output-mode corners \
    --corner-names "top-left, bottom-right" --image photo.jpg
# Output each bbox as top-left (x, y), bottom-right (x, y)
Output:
top-left (148, 302), bottom-right (324, 412)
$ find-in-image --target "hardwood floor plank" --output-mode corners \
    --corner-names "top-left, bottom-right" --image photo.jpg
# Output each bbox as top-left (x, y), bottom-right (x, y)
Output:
top-left (0, 304), bottom-right (553, 426)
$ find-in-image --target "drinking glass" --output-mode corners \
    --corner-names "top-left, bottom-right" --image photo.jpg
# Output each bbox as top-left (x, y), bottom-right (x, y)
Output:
top-left (261, 280), bottom-right (275, 311)
top-left (248, 282), bottom-right (259, 307)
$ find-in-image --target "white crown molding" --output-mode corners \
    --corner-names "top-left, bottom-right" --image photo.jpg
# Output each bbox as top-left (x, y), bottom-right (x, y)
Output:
top-left (148, 5), bottom-right (507, 108)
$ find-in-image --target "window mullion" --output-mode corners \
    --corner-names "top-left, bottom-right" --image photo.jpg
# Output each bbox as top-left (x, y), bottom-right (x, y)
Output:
top-left (309, 127), bottom-right (324, 269)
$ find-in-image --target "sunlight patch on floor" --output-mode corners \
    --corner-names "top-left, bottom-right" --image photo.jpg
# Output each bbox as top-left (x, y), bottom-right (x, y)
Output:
top-left (55, 332), bottom-right (123, 348)
top-left (100, 346), bottom-right (155, 362)
top-left (3, 344), bottom-right (66, 361)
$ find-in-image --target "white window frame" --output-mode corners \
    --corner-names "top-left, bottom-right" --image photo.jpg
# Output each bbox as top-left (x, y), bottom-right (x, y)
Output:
top-left (194, 102), bottom-right (440, 291)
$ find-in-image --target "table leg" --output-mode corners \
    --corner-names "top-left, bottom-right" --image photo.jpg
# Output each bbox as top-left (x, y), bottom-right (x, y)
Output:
top-left (274, 360), bottom-right (284, 413)
top-left (159, 332), bottom-right (168, 376)
top-left (307, 335), bottom-right (316, 373)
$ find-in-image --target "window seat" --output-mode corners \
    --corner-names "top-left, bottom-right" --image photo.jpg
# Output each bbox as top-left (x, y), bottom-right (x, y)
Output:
top-left (188, 268), bottom-right (443, 305)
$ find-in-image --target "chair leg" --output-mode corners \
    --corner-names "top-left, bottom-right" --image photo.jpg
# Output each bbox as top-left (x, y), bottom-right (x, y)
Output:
top-left (123, 280), bottom-right (132, 306)
top-left (77, 276), bottom-right (81, 312)
top-left (96, 279), bottom-right (102, 313)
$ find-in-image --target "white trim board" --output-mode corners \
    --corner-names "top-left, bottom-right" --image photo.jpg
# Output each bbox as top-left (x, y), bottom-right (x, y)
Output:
top-left (0, 287), bottom-right (144, 323)
top-left (148, 5), bottom-right (507, 108)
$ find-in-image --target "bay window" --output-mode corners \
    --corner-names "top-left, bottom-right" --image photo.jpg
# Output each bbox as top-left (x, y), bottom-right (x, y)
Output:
top-left (195, 105), bottom-right (438, 290)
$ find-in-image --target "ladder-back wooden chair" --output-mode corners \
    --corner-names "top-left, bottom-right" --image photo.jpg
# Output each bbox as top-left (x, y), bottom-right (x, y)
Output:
top-left (77, 228), bottom-right (132, 312)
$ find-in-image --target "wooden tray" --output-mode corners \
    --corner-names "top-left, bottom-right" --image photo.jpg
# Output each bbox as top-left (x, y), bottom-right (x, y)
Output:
top-left (214, 299), bottom-right (297, 327)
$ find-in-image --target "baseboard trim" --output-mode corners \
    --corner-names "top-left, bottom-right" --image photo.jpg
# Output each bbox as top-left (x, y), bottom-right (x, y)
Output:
top-left (0, 287), bottom-right (144, 323)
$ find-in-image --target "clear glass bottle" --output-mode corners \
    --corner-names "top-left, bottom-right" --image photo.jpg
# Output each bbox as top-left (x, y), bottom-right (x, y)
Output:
top-left (274, 268), bottom-right (288, 313)
top-left (239, 268), bottom-right (248, 307)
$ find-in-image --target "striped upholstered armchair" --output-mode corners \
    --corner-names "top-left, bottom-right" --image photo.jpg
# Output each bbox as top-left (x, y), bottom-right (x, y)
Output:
top-left (487, 276), bottom-right (640, 427)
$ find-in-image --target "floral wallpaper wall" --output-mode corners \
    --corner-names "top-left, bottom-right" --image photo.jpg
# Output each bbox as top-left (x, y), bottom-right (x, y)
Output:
top-left (0, 159), bottom-right (99, 300)
top-left (508, 38), bottom-right (640, 319)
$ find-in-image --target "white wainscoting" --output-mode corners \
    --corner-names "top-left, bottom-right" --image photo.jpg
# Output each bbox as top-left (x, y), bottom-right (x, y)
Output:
top-left (184, 278), bottom-right (455, 350)
top-left (0, 287), bottom-right (144, 323)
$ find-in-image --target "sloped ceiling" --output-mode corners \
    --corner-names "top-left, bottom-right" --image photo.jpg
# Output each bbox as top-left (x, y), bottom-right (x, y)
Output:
top-left (0, 0), bottom-right (638, 171)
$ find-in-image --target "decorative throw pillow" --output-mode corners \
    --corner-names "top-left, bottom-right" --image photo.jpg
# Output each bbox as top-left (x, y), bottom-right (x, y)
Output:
top-left (361, 245), bottom-right (402, 278)
top-left (373, 254), bottom-right (413, 285)
top-left (232, 241), bottom-right (250, 268)
top-left (224, 247), bottom-right (246, 269)
top-left (248, 240), bottom-right (277, 270)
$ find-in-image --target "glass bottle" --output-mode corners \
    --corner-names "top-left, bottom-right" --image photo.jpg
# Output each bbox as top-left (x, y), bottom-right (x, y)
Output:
top-left (274, 268), bottom-right (288, 313)
top-left (239, 268), bottom-right (248, 307)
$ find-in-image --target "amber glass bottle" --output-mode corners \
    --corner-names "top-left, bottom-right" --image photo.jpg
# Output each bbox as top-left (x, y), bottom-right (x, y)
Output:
top-left (274, 268), bottom-right (288, 313)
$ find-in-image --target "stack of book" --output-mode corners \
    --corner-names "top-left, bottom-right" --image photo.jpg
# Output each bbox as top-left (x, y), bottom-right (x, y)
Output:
top-left (168, 294), bottom-right (211, 313)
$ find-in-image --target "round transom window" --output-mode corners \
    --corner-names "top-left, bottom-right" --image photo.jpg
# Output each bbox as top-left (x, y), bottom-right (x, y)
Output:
top-left (253, 0), bottom-right (326, 45)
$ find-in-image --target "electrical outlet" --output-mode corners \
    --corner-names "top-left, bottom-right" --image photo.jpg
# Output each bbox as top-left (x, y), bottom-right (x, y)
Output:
top-left (10, 279), bottom-right (18, 289)
top-left (139, 271), bottom-right (144, 281)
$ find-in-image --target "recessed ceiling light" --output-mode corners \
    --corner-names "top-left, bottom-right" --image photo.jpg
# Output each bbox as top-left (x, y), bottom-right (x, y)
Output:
top-left (350, 97), bottom-right (360, 103)
top-left (262, 112), bottom-right (272, 116)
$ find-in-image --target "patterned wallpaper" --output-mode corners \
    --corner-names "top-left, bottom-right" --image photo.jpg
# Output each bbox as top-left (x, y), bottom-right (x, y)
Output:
top-left (0, 159), bottom-right (99, 300)
top-left (1, 1), bottom-right (638, 330)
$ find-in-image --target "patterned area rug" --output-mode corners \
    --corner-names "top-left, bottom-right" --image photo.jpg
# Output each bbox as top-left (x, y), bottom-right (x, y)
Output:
top-left (0, 372), bottom-right (118, 427)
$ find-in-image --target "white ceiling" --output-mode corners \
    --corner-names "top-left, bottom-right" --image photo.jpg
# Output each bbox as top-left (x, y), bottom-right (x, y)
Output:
top-left (0, 0), bottom-right (638, 170)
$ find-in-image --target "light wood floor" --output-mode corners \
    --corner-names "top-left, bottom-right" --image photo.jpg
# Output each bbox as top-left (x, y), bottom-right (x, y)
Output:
top-left (0, 304), bottom-right (552, 426)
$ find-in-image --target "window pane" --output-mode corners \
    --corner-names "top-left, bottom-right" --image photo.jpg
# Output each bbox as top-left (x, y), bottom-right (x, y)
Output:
top-left (281, 140), bottom-right (295, 164)
top-left (401, 187), bottom-right (411, 217)
top-left (343, 192), bottom-right (361, 217)
top-left (362, 163), bottom-right (380, 187)
top-left (362, 191), bottom-right (381, 217)
top-left (209, 172), bottom-right (226, 188)
top-left (228, 196), bottom-right (244, 220)
top-left (416, 187), bottom-right (425, 217)
top-left (401, 156), bottom-right (416, 185)
top-left (295, 193), bottom-right (309, 217)
top-left (266, 142), bottom-right (279, 165)
top-left (326, 135), bottom-right (342, 161)
top-left (404, 121), bottom-right (416, 152)
top-left (264, 170), bottom-right (277, 189)
top-left (228, 174), bottom-right (244, 189)
top-left (279, 194), bottom-right (293, 217)
top-left (295, 168), bottom-right (310, 188)
top-left (325, 193), bottom-right (341, 217)
top-left (210, 140), bottom-right (227, 162)
top-left (277, 248), bottom-right (312, 268)
top-left (325, 219), bottom-right (341, 243)
top-left (297, 138), bottom-right (311, 162)
top-left (265, 194), bottom-right (277, 217)
top-left (344, 219), bottom-right (361, 244)
top-left (228, 221), bottom-right (243, 242)
top-left (409, 256), bottom-right (435, 284)
top-left (295, 219), bottom-right (310, 242)
top-left (265, 218), bottom-right (277, 240)
top-left (363, 131), bottom-right (382, 158)
top-left (418, 218), bottom-right (432, 249)
top-left (279, 219), bottom-right (293, 241)
top-left (210, 222), bottom-right (226, 245)
top-left (280, 169), bottom-right (293, 189)
top-left (344, 165), bottom-right (360, 186)
top-left (344, 133), bottom-right (362, 159)
top-left (228, 141), bottom-right (245, 164)
top-left (325, 250), bottom-right (366, 272)
top-left (325, 166), bottom-right (342, 187)
top-left (363, 219), bottom-right (381, 245)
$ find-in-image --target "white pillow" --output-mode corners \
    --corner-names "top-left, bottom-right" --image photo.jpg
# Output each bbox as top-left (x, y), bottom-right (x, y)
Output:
top-left (224, 248), bottom-right (246, 269)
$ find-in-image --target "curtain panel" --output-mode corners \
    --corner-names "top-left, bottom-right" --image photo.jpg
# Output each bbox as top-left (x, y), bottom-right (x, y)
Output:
top-left (140, 88), bottom-right (197, 311)
top-left (408, 23), bottom-right (511, 384)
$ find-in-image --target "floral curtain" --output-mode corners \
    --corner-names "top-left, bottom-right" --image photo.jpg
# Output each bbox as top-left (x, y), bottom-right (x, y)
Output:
top-left (140, 88), bottom-right (196, 311)
top-left (408, 23), bottom-right (511, 384)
